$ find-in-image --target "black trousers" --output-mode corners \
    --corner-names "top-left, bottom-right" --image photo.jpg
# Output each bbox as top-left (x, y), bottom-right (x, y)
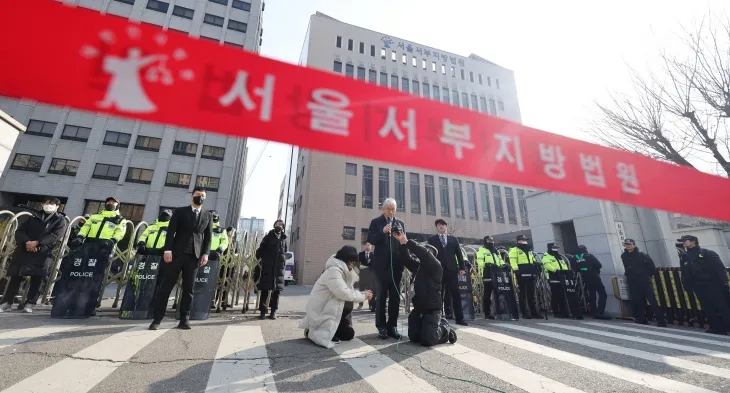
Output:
top-left (550, 282), bottom-right (567, 316)
top-left (693, 283), bottom-right (730, 333)
top-left (259, 289), bottom-right (280, 312)
top-left (442, 269), bottom-right (464, 321)
top-left (408, 308), bottom-right (450, 347)
top-left (517, 276), bottom-right (539, 316)
top-left (482, 281), bottom-right (495, 316)
top-left (1, 276), bottom-right (44, 305)
top-left (153, 252), bottom-right (199, 321)
top-left (334, 302), bottom-right (355, 341)
top-left (375, 275), bottom-right (401, 329)
top-left (584, 274), bottom-right (607, 315)
top-left (628, 279), bottom-right (665, 322)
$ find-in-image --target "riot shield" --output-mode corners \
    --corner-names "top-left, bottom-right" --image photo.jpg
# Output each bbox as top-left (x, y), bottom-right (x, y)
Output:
top-left (177, 255), bottom-right (220, 321)
top-left (494, 267), bottom-right (519, 320)
top-left (557, 270), bottom-right (583, 319)
top-left (457, 270), bottom-right (475, 321)
top-left (51, 243), bottom-right (110, 318)
top-left (119, 253), bottom-right (162, 320)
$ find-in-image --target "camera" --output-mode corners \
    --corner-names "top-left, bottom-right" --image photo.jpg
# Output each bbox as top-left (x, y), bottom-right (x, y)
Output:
top-left (391, 221), bottom-right (403, 236)
top-left (675, 242), bottom-right (684, 249)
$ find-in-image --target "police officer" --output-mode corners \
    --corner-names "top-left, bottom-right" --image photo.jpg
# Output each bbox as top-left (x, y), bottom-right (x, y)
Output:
top-left (210, 212), bottom-right (229, 257)
top-left (476, 236), bottom-right (505, 319)
top-left (542, 243), bottom-right (582, 319)
top-left (621, 239), bottom-right (667, 327)
top-left (136, 210), bottom-right (172, 254)
top-left (574, 245), bottom-right (610, 319)
top-left (678, 235), bottom-right (730, 335)
top-left (509, 235), bottom-right (541, 319)
top-left (70, 197), bottom-right (127, 250)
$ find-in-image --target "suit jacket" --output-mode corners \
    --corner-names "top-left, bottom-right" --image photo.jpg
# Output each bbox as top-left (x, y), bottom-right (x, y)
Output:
top-left (366, 214), bottom-right (405, 278)
top-left (164, 205), bottom-right (213, 259)
top-left (427, 234), bottom-right (465, 272)
top-left (358, 250), bottom-right (373, 268)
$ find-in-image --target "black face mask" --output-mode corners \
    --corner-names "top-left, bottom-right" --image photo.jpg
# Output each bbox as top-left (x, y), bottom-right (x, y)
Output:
top-left (485, 242), bottom-right (496, 250)
top-left (193, 195), bottom-right (205, 205)
top-left (213, 218), bottom-right (219, 223)
top-left (105, 203), bottom-right (116, 211)
top-left (274, 226), bottom-right (282, 233)
top-left (158, 214), bottom-right (171, 222)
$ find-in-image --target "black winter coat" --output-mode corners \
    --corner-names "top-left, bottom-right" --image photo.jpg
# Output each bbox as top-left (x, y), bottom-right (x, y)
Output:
top-left (680, 246), bottom-right (727, 291)
top-left (7, 210), bottom-right (68, 277)
top-left (399, 240), bottom-right (442, 312)
top-left (254, 229), bottom-right (287, 291)
top-left (574, 253), bottom-right (602, 277)
top-left (621, 248), bottom-right (656, 283)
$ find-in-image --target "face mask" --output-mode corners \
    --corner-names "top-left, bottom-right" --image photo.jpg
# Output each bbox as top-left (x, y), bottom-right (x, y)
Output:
top-left (42, 204), bottom-right (57, 213)
top-left (274, 226), bottom-right (282, 233)
top-left (105, 203), bottom-right (116, 211)
top-left (193, 195), bottom-right (205, 205)
top-left (213, 217), bottom-right (219, 223)
top-left (158, 214), bottom-right (171, 222)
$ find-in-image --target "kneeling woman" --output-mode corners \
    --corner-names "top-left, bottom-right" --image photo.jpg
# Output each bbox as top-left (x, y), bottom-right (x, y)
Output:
top-left (300, 245), bottom-right (373, 348)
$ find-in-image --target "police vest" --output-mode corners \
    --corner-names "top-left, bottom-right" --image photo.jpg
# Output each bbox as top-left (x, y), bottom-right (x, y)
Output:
top-left (78, 210), bottom-right (126, 241)
top-left (139, 220), bottom-right (169, 249)
top-left (211, 224), bottom-right (229, 251)
top-left (476, 247), bottom-right (504, 271)
top-left (541, 254), bottom-right (569, 279)
top-left (508, 247), bottom-right (536, 271)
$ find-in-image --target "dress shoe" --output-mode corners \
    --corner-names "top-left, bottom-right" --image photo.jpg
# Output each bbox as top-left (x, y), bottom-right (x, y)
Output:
top-left (448, 330), bottom-right (458, 344)
top-left (268, 311), bottom-right (277, 320)
top-left (378, 328), bottom-right (389, 339)
top-left (485, 314), bottom-right (495, 320)
top-left (455, 320), bottom-right (468, 326)
top-left (148, 321), bottom-right (161, 330)
top-left (387, 327), bottom-right (402, 339)
top-left (177, 320), bottom-right (191, 330)
top-left (259, 310), bottom-right (266, 320)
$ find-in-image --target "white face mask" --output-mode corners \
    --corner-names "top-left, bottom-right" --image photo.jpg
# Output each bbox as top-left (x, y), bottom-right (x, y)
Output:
top-left (42, 204), bottom-right (57, 213)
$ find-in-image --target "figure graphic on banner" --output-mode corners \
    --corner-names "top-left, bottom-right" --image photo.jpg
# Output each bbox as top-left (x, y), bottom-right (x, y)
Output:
top-left (97, 48), bottom-right (167, 113)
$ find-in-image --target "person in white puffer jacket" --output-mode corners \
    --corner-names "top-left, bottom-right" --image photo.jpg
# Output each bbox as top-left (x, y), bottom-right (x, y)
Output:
top-left (300, 245), bottom-right (373, 348)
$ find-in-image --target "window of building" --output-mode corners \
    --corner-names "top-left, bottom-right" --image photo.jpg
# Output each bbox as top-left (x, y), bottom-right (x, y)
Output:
top-left (92, 163), bottom-right (122, 181)
top-left (441, 64), bottom-right (446, 75)
top-left (342, 226), bottom-right (356, 241)
top-left (496, 79), bottom-right (500, 89)
top-left (227, 19), bottom-right (247, 33)
top-left (48, 158), bottom-right (79, 176)
top-left (201, 145), bottom-right (225, 160)
top-left (466, 181), bottom-right (478, 220)
top-left (378, 168), bottom-right (389, 208)
top-left (469, 71), bottom-right (474, 82)
top-left (361, 228), bottom-right (368, 245)
top-left (204, 14), bottom-right (224, 27)
top-left (295, 227), bottom-right (300, 241)
top-left (422, 83), bottom-right (430, 99)
top-left (368, 69), bottom-right (377, 83)
top-left (209, 0), bottom-right (228, 5)
top-left (172, 5), bottom-right (194, 19)
top-left (433, 85), bottom-right (440, 100)
top-left (492, 185), bottom-right (504, 223)
top-left (489, 98), bottom-right (497, 115)
top-left (479, 183), bottom-right (491, 222)
top-left (424, 175), bottom-right (436, 215)
top-left (452, 90), bottom-right (459, 106)
top-left (345, 63), bottom-right (354, 78)
top-left (172, 141), bottom-right (197, 156)
top-left (479, 97), bottom-right (488, 113)
top-left (453, 180), bottom-right (464, 219)
top-left (146, 0), bottom-right (169, 13)
top-left (370, 45), bottom-right (375, 57)
top-left (344, 193), bottom-right (356, 207)
top-left (478, 74), bottom-right (483, 85)
top-left (362, 165), bottom-right (373, 209)
top-left (381, 48), bottom-right (386, 59)
top-left (165, 172), bottom-right (191, 188)
top-left (379, 71), bottom-right (387, 86)
top-left (394, 170), bottom-right (405, 212)
top-left (359, 42), bottom-right (364, 54)
top-left (103, 131), bottom-right (131, 148)
top-left (413, 81), bottom-right (420, 96)
top-left (232, 0), bottom-right (250, 11)
top-left (442, 88), bottom-right (449, 104)
top-left (336, 36), bottom-right (342, 48)
top-left (438, 177), bottom-right (450, 217)
top-left (412, 56), bottom-right (417, 67)
top-left (391, 51), bottom-right (396, 62)
top-left (505, 187), bottom-right (517, 225)
top-left (61, 125), bottom-right (91, 142)
top-left (471, 94), bottom-right (479, 110)
top-left (126, 167), bottom-right (154, 184)
top-left (517, 189), bottom-right (529, 226)
top-left (431, 62), bottom-right (436, 72)
top-left (333, 60), bottom-right (342, 73)
top-left (196, 175), bottom-right (220, 191)
top-left (487, 76), bottom-right (492, 87)
top-left (422, 59), bottom-right (427, 69)
top-left (357, 66), bottom-right (365, 80)
top-left (346, 162), bottom-right (357, 175)
top-left (462, 92), bottom-right (469, 109)
top-left (114, 0), bottom-right (135, 4)
top-left (451, 66), bottom-right (455, 77)
top-left (410, 173), bottom-right (421, 214)
top-left (390, 74), bottom-right (398, 89)
top-left (26, 120), bottom-right (57, 137)
top-left (347, 39), bottom-right (353, 51)
top-left (135, 135), bottom-right (162, 151)
top-left (401, 78), bottom-right (409, 93)
top-left (498, 100), bottom-right (505, 111)
top-left (402, 54), bottom-right (407, 64)
top-left (460, 69), bottom-right (465, 80)
top-left (11, 154), bottom-right (44, 172)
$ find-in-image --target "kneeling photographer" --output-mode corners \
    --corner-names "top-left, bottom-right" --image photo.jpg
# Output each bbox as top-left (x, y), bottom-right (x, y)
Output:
top-left (392, 231), bottom-right (457, 347)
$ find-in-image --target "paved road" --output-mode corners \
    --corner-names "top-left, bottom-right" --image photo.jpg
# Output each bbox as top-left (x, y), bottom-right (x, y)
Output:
top-left (1, 285), bottom-right (730, 393)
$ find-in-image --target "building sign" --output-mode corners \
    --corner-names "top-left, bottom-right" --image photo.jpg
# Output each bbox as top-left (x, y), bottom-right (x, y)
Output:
top-left (616, 276), bottom-right (630, 300)
top-left (615, 221), bottom-right (626, 247)
top-left (381, 36), bottom-right (465, 67)
top-left (342, 226), bottom-right (355, 241)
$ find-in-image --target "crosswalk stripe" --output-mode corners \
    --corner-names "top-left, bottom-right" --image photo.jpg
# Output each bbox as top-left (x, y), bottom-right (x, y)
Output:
top-left (624, 322), bottom-right (730, 340)
top-left (332, 338), bottom-right (440, 393)
top-left (551, 323), bottom-right (730, 360)
top-left (205, 326), bottom-right (277, 393)
top-left (501, 323), bottom-right (730, 379)
top-left (460, 327), bottom-right (718, 393)
top-left (0, 324), bottom-right (170, 393)
top-left (582, 322), bottom-right (730, 348)
top-left (0, 325), bottom-right (79, 352)
top-left (436, 344), bottom-right (586, 393)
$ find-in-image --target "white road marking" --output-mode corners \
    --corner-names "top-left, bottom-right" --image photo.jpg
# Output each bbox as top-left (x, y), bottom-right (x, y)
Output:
top-left (582, 321), bottom-right (730, 348)
top-left (205, 326), bottom-right (277, 393)
top-left (0, 325), bottom-right (79, 351)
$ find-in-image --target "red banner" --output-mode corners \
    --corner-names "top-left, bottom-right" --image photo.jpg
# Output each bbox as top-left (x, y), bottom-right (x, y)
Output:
top-left (1, 0), bottom-right (729, 221)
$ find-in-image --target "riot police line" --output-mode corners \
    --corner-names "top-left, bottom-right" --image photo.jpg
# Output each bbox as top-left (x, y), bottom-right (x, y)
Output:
top-left (0, 209), bottom-right (273, 319)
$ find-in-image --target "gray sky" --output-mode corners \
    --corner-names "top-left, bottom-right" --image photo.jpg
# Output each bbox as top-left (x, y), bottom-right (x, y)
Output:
top-left (240, 0), bottom-right (729, 226)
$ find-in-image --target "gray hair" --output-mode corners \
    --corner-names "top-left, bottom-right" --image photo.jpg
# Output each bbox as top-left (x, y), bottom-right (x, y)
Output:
top-left (383, 198), bottom-right (397, 208)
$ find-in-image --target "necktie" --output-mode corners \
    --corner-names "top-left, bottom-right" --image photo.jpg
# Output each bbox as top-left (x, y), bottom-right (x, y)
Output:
top-left (440, 235), bottom-right (446, 247)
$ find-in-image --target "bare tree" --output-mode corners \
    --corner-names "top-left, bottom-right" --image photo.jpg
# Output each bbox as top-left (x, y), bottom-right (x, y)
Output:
top-left (589, 14), bottom-right (730, 178)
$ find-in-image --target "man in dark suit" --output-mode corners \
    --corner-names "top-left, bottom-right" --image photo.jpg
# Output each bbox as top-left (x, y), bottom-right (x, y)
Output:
top-left (367, 197), bottom-right (406, 339)
top-left (149, 187), bottom-right (213, 330)
top-left (357, 243), bottom-right (376, 311)
top-left (427, 219), bottom-right (468, 326)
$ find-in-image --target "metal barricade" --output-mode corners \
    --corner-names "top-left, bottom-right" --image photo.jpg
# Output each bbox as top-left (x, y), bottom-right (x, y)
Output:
top-left (239, 231), bottom-right (262, 314)
top-left (98, 220), bottom-right (143, 309)
top-left (0, 210), bottom-right (34, 283)
top-left (462, 246), bottom-right (481, 315)
top-left (533, 252), bottom-right (552, 318)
